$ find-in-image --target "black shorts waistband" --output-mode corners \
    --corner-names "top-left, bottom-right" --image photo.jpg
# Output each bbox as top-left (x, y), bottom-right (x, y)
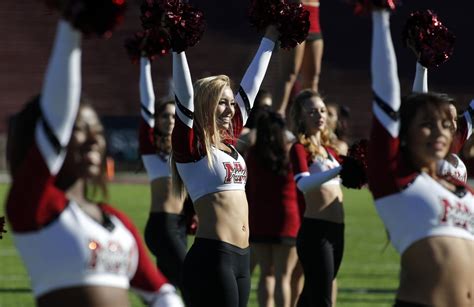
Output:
top-left (194, 237), bottom-right (250, 255)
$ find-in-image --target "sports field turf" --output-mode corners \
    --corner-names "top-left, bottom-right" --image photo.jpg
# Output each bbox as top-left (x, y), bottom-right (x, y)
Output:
top-left (0, 183), bottom-right (400, 306)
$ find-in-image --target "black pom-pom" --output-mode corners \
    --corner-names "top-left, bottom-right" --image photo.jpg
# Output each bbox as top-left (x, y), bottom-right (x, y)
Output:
top-left (63, 0), bottom-right (127, 38)
top-left (340, 139), bottom-right (369, 189)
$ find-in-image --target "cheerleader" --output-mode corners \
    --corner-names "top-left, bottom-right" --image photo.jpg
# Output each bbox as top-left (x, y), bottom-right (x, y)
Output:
top-left (170, 25), bottom-right (279, 306)
top-left (5, 10), bottom-right (182, 307)
top-left (274, 0), bottom-right (324, 116)
top-left (368, 7), bottom-right (474, 306)
top-left (289, 89), bottom-right (344, 307)
top-left (247, 109), bottom-right (299, 307)
top-left (138, 57), bottom-right (188, 290)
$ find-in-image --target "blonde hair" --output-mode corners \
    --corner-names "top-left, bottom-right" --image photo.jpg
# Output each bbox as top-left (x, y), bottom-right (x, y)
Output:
top-left (171, 75), bottom-right (234, 198)
top-left (289, 89), bottom-right (335, 158)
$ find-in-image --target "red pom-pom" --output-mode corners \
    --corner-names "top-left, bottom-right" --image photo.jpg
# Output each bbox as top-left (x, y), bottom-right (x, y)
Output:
top-left (248, 0), bottom-right (309, 49)
top-left (279, 3), bottom-right (310, 49)
top-left (340, 139), bottom-right (369, 189)
top-left (166, 3), bottom-right (206, 53)
top-left (346, 0), bottom-right (399, 15)
top-left (402, 10), bottom-right (455, 68)
top-left (0, 216), bottom-right (7, 239)
top-left (63, 0), bottom-right (127, 38)
top-left (124, 29), bottom-right (171, 63)
top-left (140, 0), bottom-right (205, 52)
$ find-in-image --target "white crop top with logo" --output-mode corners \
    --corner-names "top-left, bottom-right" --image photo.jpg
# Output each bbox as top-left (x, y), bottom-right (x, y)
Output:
top-left (6, 144), bottom-right (168, 299)
top-left (171, 38), bottom-right (275, 202)
top-left (13, 201), bottom-right (138, 296)
top-left (369, 11), bottom-right (474, 255)
top-left (176, 144), bottom-right (247, 202)
top-left (290, 143), bottom-right (341, 187)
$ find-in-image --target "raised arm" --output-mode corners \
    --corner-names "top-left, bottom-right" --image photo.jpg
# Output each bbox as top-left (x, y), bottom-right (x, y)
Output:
top-left (412, 62), bottom-right (428, 93)
top-left (7, 20), bottom-right (82, 232)
top-left (171, 51), bottom-right (199, 162)
top-left (368, 10), bottom-right (402, 199)
top-left (234, 27), bottom-right (277, 135)
top-left (38, 20), bottom-right (82, 175)
top-left (138, 57), bottom-right (170, 181)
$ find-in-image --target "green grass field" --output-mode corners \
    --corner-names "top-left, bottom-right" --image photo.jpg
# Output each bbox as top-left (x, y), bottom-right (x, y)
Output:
top-left (0, 183), bottom-right (400, 306)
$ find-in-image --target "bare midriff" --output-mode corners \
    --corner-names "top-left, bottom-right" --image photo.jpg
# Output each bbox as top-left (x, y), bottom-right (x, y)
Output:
top-left (194, 190), bottom-right (249, 248)
top-left (398, 237), bottom-right (474, 306)
top-left (150, 177), bottom-right (184, 214)
top-left (38, 286), bottom-right (130, 307)
top-left (302, 0), bottom-right (320, 7)
top-left (303, 184), bottom-right (344, 223)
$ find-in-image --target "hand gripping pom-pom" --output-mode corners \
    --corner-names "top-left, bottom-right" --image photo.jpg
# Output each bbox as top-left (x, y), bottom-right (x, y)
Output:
top-left (402, 10), bottom-right (455, 68)
top-left (340, 139), bottom-right (369, 189)
top-left (0, 216), bottom-right (6, 239)
top-left (63, 0), bottom-right (127, 38)
top-left (248, 0), bottom-right (309, 49)
top-left (125, 29), bottom-right (171, 63)
top-left (347, 0), bottom-right (399, 15)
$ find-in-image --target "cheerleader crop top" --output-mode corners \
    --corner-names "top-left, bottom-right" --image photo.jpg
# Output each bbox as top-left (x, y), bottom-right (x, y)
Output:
top-left (290, 142), bottom-right (341, 187)
top-left (171, 38), bottom-right (275, 202)
top-left (175, 135), bottom-right (247, 202)
top-left (13, 201), bottom-right (139, 296)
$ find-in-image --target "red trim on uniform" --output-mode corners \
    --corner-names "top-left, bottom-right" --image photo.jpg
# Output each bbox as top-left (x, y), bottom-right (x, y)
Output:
top-left (290, 142), bottom-right (310, 175)
top-left (303, 4), bottom-right (321, 34)
top-left (101, 204), bottom-right (168, 292)
top-left (171, 116), bottom-right (201, 162)
top-left (139, 119), bottom-right (155, 155)
top-left (6, 144), bottom-right (68, 232)
top-left (368, 117), bottom-right (418, 199)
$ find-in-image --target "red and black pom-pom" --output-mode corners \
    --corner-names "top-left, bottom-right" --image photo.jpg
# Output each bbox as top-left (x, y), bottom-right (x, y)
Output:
top-left (402, 10), bottom-right (455, 68)
top-left (63, 0), bottom-right (127, 38)
top-left (124, 29), bottom-right (171, 63)
top-left (140, 0), bottom-right (205, 52)
top-left (248, 0), bottom-right (309, 49)
top-left (347, 0), bottom-right (399, 15)
top-left (0, 216), bottom-right (6, 239)
top-left (340, 139), bottom-right (369, 189)
top-left (166, 3), bottom-right (205, 53)
top-left (278, 2), bottom-right (310, 49)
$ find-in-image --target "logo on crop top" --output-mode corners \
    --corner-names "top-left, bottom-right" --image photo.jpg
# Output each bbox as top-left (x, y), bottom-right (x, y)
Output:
top-left (223, 162), bottom-right (247, 184)
top-left (439, 199), bottom-right (474, 233)
top-left (88, 239), bottom-right (134, 274)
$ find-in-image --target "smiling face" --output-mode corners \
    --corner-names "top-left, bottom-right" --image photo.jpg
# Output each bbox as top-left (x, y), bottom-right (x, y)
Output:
top-left (405, 106), bottom-right (453, 170)
top-left (215, 86), bottom-right (235, 131)
top-left (301, 95), bottom-right (327, 135)
top-left (64, 105), bottom-right (106, 180)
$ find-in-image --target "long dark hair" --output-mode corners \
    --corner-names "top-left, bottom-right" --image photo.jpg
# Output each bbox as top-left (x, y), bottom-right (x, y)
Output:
top-left (153, 100), bottom-right (174, 155)
top-left (254, 109), bottom-right (289, 177)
